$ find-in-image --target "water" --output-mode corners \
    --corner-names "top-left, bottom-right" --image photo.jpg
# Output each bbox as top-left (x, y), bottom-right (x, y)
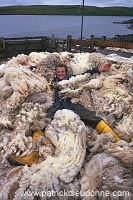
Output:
top-left (0, 15), bottom-right (133, 39)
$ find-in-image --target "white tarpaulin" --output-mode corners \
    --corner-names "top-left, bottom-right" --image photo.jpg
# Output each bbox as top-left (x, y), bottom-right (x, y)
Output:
top-left (106, 53), bottom-right (133, 63)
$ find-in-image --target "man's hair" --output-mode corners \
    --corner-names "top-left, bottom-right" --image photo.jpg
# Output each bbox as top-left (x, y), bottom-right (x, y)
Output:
top-left (55, 64), bottom-right (68, 73)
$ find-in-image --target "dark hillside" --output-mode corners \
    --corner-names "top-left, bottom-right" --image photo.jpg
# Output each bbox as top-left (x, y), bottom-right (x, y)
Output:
top-left (0, 5), bottom-right (133, 16)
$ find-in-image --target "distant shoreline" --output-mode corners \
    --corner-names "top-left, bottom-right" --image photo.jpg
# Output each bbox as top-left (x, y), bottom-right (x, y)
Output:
top-left (126, 24), bottom-right (133, 30)
top-left (113, 18), bottom-right (133, 30)
top-left (0, 5), bottom-right (133, 16)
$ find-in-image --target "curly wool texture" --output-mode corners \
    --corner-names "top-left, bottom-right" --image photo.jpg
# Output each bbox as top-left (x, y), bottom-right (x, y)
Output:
top-left (0, 66), bottom-right (52, 125)
top-left (5, 54), bottom-right (30, 68)
top-left (103, 141), bottom-right (133, 168)
top-left (58, 62), bottom-right (133, 142)
top-left (4, 67), bottom-right (51, 110)
top-left (0, 102), bottom-right (54, 164)
top-left (4, 109), bottom-right (87, 200)
top-left (80, 152), bottom-right (133, 200)
top-left (0, 52), bottom-right (133, 200)
top-left (0, 66), bottom-right (53, 165)
top-left (68, 52), bottom-right (107, 75)
top-left (127, 66), bottom-right (133, 96)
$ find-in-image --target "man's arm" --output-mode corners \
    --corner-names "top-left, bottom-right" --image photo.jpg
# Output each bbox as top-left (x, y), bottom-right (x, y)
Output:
top-left (82, 62), bottom-right (112, 75)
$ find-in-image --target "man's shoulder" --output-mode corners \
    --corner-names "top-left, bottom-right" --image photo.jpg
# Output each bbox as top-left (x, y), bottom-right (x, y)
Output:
top-left (65, 74), bottom-right (75, 80)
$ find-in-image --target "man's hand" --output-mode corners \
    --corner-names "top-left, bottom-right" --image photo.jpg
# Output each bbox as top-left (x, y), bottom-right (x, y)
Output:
top-left (98, 62), bottom-right (112, 72)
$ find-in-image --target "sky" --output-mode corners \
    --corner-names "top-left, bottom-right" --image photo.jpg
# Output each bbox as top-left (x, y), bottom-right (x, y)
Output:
top-left (0, 0), bottom-right (133, 7)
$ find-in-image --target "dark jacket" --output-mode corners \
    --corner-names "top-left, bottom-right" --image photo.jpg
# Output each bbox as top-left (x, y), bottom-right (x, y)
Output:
top-left (52, 66), bottom-right (100, 103)
top-left (47, 66), bottom-right (102, 127)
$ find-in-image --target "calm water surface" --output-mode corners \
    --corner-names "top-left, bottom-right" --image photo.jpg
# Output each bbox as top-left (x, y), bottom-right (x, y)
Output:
top-left (0, 15), bottom-right (133, 38)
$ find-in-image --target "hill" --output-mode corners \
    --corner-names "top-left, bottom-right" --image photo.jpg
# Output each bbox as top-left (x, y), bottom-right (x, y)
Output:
top-left (0, 5), bottom-right (133, 16)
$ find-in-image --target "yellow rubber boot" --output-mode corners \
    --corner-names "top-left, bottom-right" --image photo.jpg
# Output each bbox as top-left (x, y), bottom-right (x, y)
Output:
top-left (7, 131), bottom-right (45, 166)
top-left (96, 120), bottom-right (121, 142)
top-left (7, 151), bottom-right (39, 166)
top-left (32, 131), bottom-right (45, 142)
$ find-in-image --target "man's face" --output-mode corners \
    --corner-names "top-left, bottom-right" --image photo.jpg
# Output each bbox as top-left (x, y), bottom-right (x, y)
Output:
top-left (56, 67), bottom-right (67, 80)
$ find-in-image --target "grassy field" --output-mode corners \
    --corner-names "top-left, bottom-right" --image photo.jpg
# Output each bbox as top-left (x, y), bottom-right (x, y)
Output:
top-left (0, 5), bottom-right (133, 16)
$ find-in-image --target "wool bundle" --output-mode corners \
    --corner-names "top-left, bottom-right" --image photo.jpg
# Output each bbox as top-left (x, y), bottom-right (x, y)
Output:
top-left (0, 66), bottom-right (53, 164)
top-left (0, 51), bottom-right (132, 200)
top-left (1, 109), bottom-right (87, 200)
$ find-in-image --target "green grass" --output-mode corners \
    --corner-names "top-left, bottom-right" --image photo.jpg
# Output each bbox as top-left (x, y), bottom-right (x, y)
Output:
top-left (0, 5), bottom-right (133, 16)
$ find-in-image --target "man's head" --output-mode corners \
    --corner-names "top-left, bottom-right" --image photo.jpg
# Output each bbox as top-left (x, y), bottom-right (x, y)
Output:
top-left (55, 64), bottom-right (68, 80)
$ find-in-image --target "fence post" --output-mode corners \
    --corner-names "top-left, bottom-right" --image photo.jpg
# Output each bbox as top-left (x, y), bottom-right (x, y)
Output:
top-left (1, 37), bottom-right (7, 60)
top-left (25, 36), bottom-right (28, 54)
top-left (91, 35), bottom-right (94, 39)
top-left (90, 42), bottom-right (95, 52)
top-left (44, 36), bottom-right (48, 51)
top-left (41, 36), bottom-right (46, 51)
top-left (66, 35), bottom-right (72, 52)
top-left (102, 36), bottom-right (106, 41)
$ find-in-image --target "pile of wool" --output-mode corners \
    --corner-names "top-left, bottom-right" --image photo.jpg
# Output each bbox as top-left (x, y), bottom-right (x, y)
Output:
top-left (5, 52), bottom-right (108, 76)
top-left (5, 54), bottom-right (31, 68)
top-left (37, 52), bottom-right (63, 81)
top-left (80, 150), bottom-right (133, 200)
top-left (0, 109), bottom-right (87, 200)
top-left (65, 52), bottom-right (109, 75)
top-left (36, 52), bottom-right (74, 80)
top-left (58, 57), bottom-right (133, 141)
top-left (0, 65), bottom-right (53, 165)
top-left (5, 52), bottom-right (74, 83)
top-left (106, 46), bottom-right (133, 54)
top-left (28, 51), bottom-right (50, 65)
top-left (0, 52), bottom-right (133, 200)
top-left (5, 52), bottom-right (50, 68)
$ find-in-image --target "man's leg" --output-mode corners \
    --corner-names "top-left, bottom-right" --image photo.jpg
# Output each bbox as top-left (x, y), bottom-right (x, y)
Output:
top-left (7, 131), bottom-right (45, 166)
top-left (63, 101), bottom-right (121, 141)
top-left (63, 101), bottom-right (101, 128)
top-left (46, 102), bottom-right (62, 119)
